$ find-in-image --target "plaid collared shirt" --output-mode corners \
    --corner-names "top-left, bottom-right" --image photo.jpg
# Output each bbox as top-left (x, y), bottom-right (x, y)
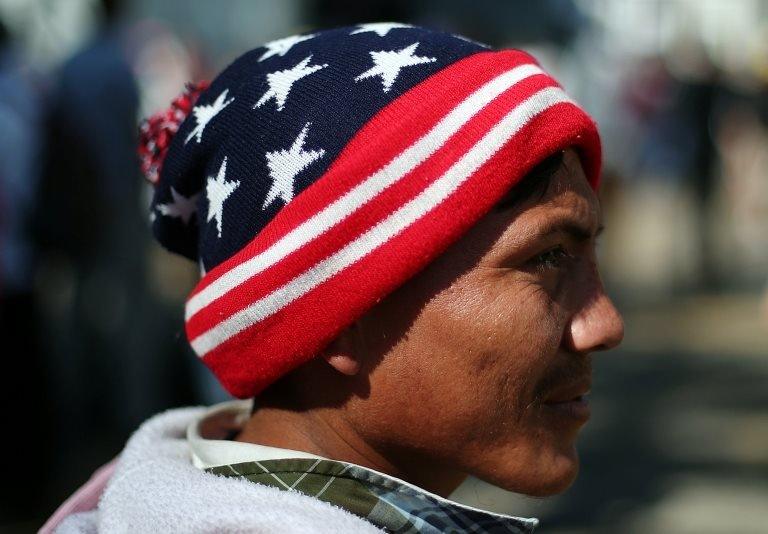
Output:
top-left (192, 400), bottom-right (539, 533)
top-left (207, 458), bottom-right (538, 533)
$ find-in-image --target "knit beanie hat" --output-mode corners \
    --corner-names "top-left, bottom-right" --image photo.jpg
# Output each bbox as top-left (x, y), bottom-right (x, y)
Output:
top-left (139, 22), bottom-right (602, 399)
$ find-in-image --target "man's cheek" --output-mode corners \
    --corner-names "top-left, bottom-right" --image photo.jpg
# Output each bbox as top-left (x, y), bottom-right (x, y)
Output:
top-left (514, 287), bottom-right (565, 347)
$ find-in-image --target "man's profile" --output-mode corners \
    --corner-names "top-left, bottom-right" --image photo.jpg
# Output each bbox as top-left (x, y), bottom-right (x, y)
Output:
top-left (45, 22), bottom-right (623, 533)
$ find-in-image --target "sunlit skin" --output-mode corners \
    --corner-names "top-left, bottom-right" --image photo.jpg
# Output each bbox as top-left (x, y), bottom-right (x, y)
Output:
top-left (236, 148), bottom-right (624, 498)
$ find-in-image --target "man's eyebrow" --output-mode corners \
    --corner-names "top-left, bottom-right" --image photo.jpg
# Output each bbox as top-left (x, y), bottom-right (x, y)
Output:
top-left (525, 219), bottom-right (605, 243)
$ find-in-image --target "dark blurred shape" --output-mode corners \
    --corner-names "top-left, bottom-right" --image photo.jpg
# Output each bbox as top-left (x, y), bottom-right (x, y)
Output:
top-left (0, 16), bottom-right (7, 46)
top-left (308, 0), bottom-right (412, 29)
top-left (0, 14), bottom-right (52, 524)
top-left (308, 0), bottom-right (585, 46)
top-left (101, 0), bottom-right (125, 24)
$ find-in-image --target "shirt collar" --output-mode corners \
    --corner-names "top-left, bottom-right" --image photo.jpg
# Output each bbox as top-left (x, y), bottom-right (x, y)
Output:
top-left (188, 400), bottom-right (539, 533)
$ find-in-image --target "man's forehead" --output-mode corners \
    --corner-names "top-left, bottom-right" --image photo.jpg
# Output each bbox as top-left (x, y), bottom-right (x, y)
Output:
top-left (503, 151), bottom-right (602, 243)
top-left (521, 147), bottom-right (597, 200)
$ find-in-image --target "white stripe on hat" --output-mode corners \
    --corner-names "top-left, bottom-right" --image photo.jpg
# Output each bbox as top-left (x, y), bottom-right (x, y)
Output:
top-left (191, 86), bottom-right (572, 356)
top-left (185, 63), bottom-right (546, 322)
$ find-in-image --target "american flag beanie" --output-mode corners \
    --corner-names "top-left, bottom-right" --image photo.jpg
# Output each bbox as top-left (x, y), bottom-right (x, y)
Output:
top-left (139, 22), bottom-right (602, 399)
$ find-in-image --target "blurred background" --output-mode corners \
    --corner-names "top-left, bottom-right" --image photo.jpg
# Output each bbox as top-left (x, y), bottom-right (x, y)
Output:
top-left (0, 0), bottom-right (766, 532)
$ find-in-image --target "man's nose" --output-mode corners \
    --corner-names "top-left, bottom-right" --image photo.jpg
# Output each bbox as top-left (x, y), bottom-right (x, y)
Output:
top-left (564, 284), bottom-right (624, 354)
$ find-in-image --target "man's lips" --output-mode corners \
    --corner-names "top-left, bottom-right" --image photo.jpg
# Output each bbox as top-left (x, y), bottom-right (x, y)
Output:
top-left (541, 378), bottom-right (592, 422)
top-left (543, 378), bottom-right (592, 404)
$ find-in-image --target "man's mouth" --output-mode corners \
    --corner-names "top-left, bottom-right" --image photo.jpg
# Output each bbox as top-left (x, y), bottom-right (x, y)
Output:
top-left (542, 380), bottom-right (592, 421)
top-left (543, 378), bottom-right (591, 403)
top-left (543, 396), bottom-right (591, 422)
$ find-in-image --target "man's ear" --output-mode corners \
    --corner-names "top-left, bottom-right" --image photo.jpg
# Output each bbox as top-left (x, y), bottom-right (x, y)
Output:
top-left (321, 323), bottom-right (362, 376)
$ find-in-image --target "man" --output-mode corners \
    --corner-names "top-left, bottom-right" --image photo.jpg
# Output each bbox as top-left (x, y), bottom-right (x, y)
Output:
top-left (47, 23), bottom-right (623, 533)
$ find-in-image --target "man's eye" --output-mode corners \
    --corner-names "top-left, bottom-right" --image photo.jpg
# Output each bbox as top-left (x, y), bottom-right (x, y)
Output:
top-left (530, 245), bottom-right (573, 271)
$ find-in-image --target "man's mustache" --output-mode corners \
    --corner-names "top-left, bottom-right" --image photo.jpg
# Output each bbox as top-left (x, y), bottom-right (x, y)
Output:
top-left (533, 354), bottom-right (593, 403)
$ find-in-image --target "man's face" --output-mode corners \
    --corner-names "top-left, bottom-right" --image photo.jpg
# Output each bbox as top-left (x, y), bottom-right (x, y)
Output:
top-left (343, 148), bottom-right (624, 496)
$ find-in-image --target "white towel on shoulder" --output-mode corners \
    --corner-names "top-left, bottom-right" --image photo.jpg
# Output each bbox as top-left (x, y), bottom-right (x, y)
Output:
top-left (55, 406), bottom-right (382, 533)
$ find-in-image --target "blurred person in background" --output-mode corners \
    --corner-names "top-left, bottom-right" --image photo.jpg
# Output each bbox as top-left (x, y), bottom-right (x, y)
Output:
top-left (31, 0), bottom-right (203, 524)
top-left (43, 23), bottom-right (623, 533)
top-left (0, 14), bottom-right (54, 524)
top-left (34, 0), bottom-right (150, 439)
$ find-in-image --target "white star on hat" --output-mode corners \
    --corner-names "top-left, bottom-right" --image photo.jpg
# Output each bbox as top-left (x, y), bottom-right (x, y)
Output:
top-left (355, 42), bottom-right (436, 93)
top-left (185, 89), bottom-right (234, 144)
top-left (350, 22), bottom-right (413, 37)
top-left (206, 157), bottom-right (240, 238)
top-left (157, 187), bottom-right (200, 224)
top-left (263, 122), bottom-right (325, 209)
top-left (258, 33), bottom-right (317, 62)
top-left (254, 56), bottom-right (328, 112)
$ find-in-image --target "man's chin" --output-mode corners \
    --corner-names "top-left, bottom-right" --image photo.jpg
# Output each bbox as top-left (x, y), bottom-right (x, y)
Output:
top-left (479, 446), bottom-right (580, 497)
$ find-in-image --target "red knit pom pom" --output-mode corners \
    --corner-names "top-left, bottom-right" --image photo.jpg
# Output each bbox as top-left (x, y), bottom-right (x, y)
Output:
top-left (138, 80), bottom-right (210, 185)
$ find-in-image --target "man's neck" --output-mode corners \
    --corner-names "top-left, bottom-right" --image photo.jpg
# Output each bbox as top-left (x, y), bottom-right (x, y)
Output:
top-left (235, 403), bottom-right (467, 497)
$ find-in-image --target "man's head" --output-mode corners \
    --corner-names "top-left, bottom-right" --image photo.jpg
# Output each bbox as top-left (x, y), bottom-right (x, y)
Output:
top-left (143, 23), bottom-right (615, 495)
top-left (261, 148), bottom-right (623, 496)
